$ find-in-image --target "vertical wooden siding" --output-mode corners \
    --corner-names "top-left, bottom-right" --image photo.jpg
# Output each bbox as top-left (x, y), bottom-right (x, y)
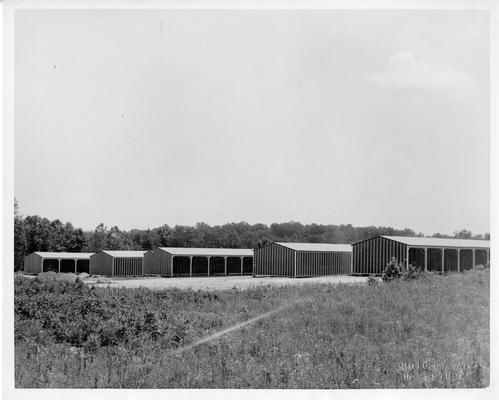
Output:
top-left (144, 249), bottom-right (172, 276)
top-left (254, 243), bottom-right (295, 276)
top-left (296, 251), bottom-right (351, 277)
top-left (352, 237), bottom-right (407, 275)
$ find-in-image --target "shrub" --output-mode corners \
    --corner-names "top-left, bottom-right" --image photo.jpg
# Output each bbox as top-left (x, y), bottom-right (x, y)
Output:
top-left (401, 264), bottom-right (424, 281)
top-left (381, 257), bottom-right (403, 282)
top-left (366, 275), bottom-right (378, 285)
top-left (382, 258), bottom-right (424, 282)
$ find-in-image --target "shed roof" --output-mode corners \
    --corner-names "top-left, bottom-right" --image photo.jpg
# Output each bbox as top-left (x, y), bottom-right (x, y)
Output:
top-left (276, 242), bottom-right (352, 252)
top-left (101, 250), bottom-right (147, 258)
top-left (380, 236), bottom-right (490, 249)
top-left (157, 247), bottom-right (254, 256)
top-left (31, 252), bottom-right (94, 260)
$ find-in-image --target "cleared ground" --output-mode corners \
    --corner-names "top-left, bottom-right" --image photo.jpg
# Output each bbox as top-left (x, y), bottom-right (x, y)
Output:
top-left (85, 275), bottom-right (367, 290)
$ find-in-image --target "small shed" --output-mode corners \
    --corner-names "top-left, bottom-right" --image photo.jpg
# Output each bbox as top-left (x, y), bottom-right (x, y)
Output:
top-left (89, 250), bottom-right (146, 276)
top-left (143, 247), bottom-right (254, 277)
top-left (24, 252), bottom-right (94, 274)
top-left (352, 235), bottom-right (490, 275)
top-left (254, 242), bottom-right (352, 277)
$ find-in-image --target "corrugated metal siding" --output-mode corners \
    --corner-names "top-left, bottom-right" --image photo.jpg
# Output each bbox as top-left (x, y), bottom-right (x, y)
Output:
top-left (352, 237), bottom-right (407, 275)
top-left (113, 257), bottom-right (143, 276)
top-left (89, 252), bottom-right (113, 276)
top-left (144, 249), bottom-right (171, 275)
top-left (254, 243), bottom-right (295, 276)
top-left (24, 253), bottom-right (42, 274)
top-left (296, 251), bottom-right (351, 277)
top-left (355, 236), bottom-right (491, 275)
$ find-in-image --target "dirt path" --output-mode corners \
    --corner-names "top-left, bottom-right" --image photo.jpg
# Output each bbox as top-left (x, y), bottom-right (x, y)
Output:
top-left (85, 275), bottom-right (367, 291)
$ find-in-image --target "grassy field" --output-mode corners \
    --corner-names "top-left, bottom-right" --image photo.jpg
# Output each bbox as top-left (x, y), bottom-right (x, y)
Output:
top-left (14, 269), bottom-right (489, 388)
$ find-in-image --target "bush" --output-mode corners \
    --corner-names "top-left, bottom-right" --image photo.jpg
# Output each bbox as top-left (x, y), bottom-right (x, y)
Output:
top-left (382, 258), bottom-right (424, 282)
top-left (402, 264), bottom-right (424, 281)
top-left (381, 257), bottom-right (403, 282)
top-left (366, 275), bottom-right (378, 285)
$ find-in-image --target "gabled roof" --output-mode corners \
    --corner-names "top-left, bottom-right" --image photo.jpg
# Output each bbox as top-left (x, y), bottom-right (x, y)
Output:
top-left (276, 242), bottom-right (352, 252)
top-left (381, 236), bottom-right (490, 249)
top-left (101, 250), bottom-right (147, 258)
top-left (157, 247), bottom-right (254, 256)
top-left (32, 252), bottom-right (94, 260)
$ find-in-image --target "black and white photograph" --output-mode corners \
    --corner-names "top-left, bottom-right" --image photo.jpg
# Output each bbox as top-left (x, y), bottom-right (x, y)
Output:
top-left (2, 0), bottom-right (497, 397)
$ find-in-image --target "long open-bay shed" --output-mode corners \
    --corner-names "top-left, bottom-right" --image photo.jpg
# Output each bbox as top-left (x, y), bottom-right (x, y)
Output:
top-left (89, 250), bottom-right (146, 276)
top-left (143, 247), bottom-right (254, 277)
top-left (352, 235), bottom-right (490, 275)
top-left (24, 252), bottom-right (94, 274)
top-left (254, 242), bottom-right (352, 277)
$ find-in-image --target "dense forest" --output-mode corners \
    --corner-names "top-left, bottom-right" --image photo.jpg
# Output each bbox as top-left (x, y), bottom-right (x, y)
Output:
top-left (14, 200), bottom-right (489, 271)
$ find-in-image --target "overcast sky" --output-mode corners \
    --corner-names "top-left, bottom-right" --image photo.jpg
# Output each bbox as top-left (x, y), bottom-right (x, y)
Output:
top-left (15, 10), bottom-right (490, 235)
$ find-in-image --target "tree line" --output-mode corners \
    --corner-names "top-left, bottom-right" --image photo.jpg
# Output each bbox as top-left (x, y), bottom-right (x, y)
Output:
top-left (14, 200), bottom-right (489, 271)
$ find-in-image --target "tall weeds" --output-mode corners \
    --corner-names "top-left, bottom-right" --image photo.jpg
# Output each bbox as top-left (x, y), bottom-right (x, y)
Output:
top-left (15, 270), bottom-right (489, 388)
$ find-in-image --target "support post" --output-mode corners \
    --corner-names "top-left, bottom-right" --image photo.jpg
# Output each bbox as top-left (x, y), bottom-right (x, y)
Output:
top-left (112, 258), bottom-right (115, 276)
top-left (41, 259), bottom-right (44, 273)
top-left (442, 247), bottom-right (445, 275)
top-left (424, 248), bottom-right (428, 272)
top-left (224, 257), bottom-right (227, 276)
top-left (171, 256), bottom-right (174, 277)
top-left (58, 259), bottom-right (61, 274)
top-left (189, 256), bottom-right (193, 277)
top-left (487, 249), bottom-right (490, 263)
top-left (406, 247), bottom-right (410, 269)
top-left (457, 249), bottom-right (460, 273)
top-left (472, 249), bottom-right (476, 269)
top-left (207, 256), bottom-right (211, 276)
top-left (294, 252), bottom-right (297, 278)
top-left (74, 259), bottom-right (77, 274)
top-left (240, 256), bottom-right (244, 275)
